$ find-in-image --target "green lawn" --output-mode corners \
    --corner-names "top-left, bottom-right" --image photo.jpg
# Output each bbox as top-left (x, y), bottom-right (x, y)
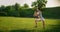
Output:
top-left (0, 16), bottom-right (60, 32)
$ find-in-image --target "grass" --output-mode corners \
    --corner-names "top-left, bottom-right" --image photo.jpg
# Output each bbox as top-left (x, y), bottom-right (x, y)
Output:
top-left (0, 16), bottom-right (60, 32)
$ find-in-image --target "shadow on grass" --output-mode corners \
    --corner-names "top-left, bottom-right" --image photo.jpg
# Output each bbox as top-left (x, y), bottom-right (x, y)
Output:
top-left (45, 25), bottom-right (60, 32)
top-left (10, 20), bottom-right (60, 32)
top-left (10, 29), bottom-right (46, 32)
top-left (10, 29), bottom-right (35, 32)
top-left (0, 31), bottom-right (3, 32)
top-left (45, 20), bottom-right (60, 32)
top-left (10, 26), bottom-right (60, 32)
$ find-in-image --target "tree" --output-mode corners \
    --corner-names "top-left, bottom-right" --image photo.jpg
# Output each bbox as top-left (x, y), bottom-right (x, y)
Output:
top-left (23, 3), bottom-right (29, 8)
top-left (0, 5), bottom-right (6, 16)
top-left (31, 0), bottom-right (47, 10)
top-left (14, 3), bottom-right (21, 16)
top-left (5, 6), bottom-right (13, 16)
top-left (0, 5), bottom-right (6, 12)
top-left (31, 1), bottom-right (37, 9)
top-left (31, 1), bottom-right (37, 7)
top-left (14, 3), bottom-right (20, 11)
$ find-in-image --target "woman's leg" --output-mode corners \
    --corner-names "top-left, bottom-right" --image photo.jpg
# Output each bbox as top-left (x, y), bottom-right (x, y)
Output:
top-left (42, 19), bottom-right (45, 29)
top-left (41, 17), bottom-right (45, 28)
top-left (42, 20), bottom-right (45, 27)
top-left (35, 19), bottom-right (37, 27)
top-left (35, 18), bottom-right (38, 27)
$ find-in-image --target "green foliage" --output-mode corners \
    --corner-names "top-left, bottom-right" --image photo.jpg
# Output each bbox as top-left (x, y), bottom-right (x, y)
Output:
top-left (0, 3), bottom-right (34, 17)
top-left (0, 5), bottom-right (6, 16)
top-left (42, 7), bottom-right (60, 18)
top-left (0, 3), bottom-right (60, 18)
top-left (14, 3), bottom-right (20, 11)
top-left (31, 0), bottom-right (47, 9)
top-left (0, 5), bottom-right (6, 12)
top-left (31, 1), bottom-right (37, 8)
top-left (38, 0), bottom-right (47, 9)
top-left (19, 8), bottom-right (34, 17)
top-left (23, 3), bottom-right (29, 8)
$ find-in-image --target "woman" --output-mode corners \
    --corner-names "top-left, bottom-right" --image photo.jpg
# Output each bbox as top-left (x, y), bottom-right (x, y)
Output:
top-left (33, 9), bottom-right (45, 28)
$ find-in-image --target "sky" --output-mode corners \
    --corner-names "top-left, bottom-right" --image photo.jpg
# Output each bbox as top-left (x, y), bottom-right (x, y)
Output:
top-left (46, 0), bottom-right (60, 7)
top-left (0, 0), bottom-right (60, 8)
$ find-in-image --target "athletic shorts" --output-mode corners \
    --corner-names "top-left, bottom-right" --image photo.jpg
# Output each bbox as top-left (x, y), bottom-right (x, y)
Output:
top-left (34, 16), bottom-right (39, 18)
top-left (35, 17), bottom-right (45, 21)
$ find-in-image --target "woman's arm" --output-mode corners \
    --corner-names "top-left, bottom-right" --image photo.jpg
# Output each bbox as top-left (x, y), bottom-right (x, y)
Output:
top-left (33, 11), bottom-right (37, 17)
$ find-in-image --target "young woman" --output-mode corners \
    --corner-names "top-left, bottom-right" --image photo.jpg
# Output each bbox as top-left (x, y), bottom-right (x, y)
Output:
top-left (33, 9), bottom-right (45, 28)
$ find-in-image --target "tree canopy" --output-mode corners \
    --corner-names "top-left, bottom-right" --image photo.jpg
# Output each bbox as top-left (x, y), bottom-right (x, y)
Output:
top-left (31, 0), bottom-right (47, 10)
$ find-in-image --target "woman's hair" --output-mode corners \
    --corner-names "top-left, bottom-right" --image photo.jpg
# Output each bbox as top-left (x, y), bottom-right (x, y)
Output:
top-left (37, 7), bottom-right (42, 11)
top-left (36, 8), bottom-right (42, 12)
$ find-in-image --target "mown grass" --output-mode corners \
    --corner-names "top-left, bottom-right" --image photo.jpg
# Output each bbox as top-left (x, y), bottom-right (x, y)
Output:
top-left (0, 16), bottom-right (60, 32)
